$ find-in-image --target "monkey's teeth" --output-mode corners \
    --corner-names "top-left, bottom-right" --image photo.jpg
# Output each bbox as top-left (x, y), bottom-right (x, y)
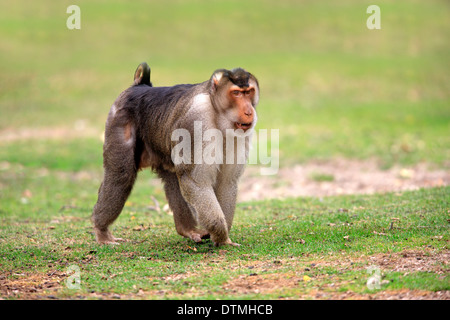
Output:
top-left (235, 122), bottom-right (252, 130)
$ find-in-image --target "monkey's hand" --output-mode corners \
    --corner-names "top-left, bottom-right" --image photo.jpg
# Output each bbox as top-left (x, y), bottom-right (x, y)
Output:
top-left (186, 229), bottom-right (210, 243)
top-left (214, 238), bottom-right (241, 247)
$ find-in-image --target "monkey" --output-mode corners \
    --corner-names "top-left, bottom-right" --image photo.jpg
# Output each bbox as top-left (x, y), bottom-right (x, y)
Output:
top-left (91, 62), bottom-right (259, 246)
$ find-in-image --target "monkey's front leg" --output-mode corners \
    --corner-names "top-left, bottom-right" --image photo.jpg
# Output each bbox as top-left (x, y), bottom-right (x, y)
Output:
top-left (214, 164), bottom-right (243, 228)
top-left (177, 173), bottom-right (237, 246)
top-left (213, 164), bottom-right (245, 246)
top-left (159, 170), bottom-right (209, 243)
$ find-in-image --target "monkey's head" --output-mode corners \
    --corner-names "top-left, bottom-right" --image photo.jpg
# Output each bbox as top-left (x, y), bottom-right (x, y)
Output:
top-left (209, 68), bottom-right (259, 132)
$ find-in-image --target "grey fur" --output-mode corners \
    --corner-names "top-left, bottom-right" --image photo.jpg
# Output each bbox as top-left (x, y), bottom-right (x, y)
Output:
top-left (91, 63), bottom-right (259, 246)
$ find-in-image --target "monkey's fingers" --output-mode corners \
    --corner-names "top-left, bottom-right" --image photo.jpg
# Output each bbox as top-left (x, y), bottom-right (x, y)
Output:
top-left (98, 238), bottom-right (128, 245)
top-left (190, 234), bottom-right (203, 243)
top-left (94, 229), bottom-right (128, 245)
top-left (97, 239), bottom-right (122, 245)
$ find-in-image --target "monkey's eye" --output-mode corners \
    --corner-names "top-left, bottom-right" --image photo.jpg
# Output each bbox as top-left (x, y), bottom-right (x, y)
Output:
top-left (244, 88), bottom-right (255, 96)
top-left (231, 90), bottom-right (242, 97)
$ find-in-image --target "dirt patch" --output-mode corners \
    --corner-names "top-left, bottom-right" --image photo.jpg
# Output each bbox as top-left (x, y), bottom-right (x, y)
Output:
top-left (309, 289), bottom-right (450, 300)
top-left (367, 250), bottom-right (449, 274)
top-left (222, 271), bottom-right (449, 300)
top-left (223, 272), bottom-right (449, 300)
top-left (221, 249), bottom-right (449, 300)
top-left (0, 271), bottom-right (65, 299)
top-left (292, 249), bottom-right (449, 275)
top-left (223, 272), bottom-right (301, 295)
top-left (0, 124), bottom-right (101, 143)
top-left (239, 159), bottom-right (449, 201)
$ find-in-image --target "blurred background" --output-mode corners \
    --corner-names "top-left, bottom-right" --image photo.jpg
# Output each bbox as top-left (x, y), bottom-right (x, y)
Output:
top-left (0, 0), bottom-right (449, 206)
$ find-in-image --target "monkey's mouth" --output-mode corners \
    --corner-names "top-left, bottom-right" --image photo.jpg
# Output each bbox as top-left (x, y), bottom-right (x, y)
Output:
top-left (235, 122), bottom-right (252, 131)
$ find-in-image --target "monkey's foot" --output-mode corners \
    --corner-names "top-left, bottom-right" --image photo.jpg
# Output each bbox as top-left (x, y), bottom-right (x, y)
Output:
top-left (94, 228), bottom-right (127, 245)
top-left (214, 238), bottom-right (241, 247)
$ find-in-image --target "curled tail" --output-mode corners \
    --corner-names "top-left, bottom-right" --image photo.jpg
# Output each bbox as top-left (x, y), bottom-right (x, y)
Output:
top-left (133, 62), bottom-right (152, 86)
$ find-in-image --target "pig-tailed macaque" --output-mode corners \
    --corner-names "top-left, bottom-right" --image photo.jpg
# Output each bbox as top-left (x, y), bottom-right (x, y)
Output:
top-left (92, 62), bottom-right (259, 246)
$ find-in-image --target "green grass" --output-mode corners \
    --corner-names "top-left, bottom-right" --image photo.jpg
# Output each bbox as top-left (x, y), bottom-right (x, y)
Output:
top-left (0, 162), bottom-right (448, 299)
top-left (0, 0), bottom-right (449, 300)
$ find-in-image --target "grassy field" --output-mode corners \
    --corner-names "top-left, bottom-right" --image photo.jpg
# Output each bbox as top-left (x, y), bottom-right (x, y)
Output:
top-left (0, 0), bottom-right (449, 300)
top-left (0, 178), bottom-right (449, 299)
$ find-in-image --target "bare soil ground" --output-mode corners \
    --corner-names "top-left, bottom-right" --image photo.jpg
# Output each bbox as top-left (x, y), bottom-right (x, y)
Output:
top-left (239, 159), bottom-right (449, 201)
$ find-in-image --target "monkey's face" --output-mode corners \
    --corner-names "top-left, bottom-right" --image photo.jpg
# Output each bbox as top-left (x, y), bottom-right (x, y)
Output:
top-left (211, 68), bottom-right (259, 132)
top-left (228, 83), bottom-right (257, 131)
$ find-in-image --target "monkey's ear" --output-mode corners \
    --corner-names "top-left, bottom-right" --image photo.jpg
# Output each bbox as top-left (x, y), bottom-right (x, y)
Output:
top-left (210, 69), bottom-right (228, 90)
top-left (211, 71), bottom-right (223, 88)
top-left (134, 62), bottom-right (152, 86)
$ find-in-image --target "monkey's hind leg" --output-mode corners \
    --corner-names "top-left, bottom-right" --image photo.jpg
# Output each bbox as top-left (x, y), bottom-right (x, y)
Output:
top-left (92, 118), bottom-right (138, 244)
top-left (92, 166), bottom-right (137, 244)
top-left (159, 171), bottom-right (209, 243)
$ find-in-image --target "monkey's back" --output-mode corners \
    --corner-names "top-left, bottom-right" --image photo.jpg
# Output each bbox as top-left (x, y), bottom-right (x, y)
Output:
top-left (115, 82), bottom-right (208, 171)
top-left (127, 83), bottom-right (202, 133)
